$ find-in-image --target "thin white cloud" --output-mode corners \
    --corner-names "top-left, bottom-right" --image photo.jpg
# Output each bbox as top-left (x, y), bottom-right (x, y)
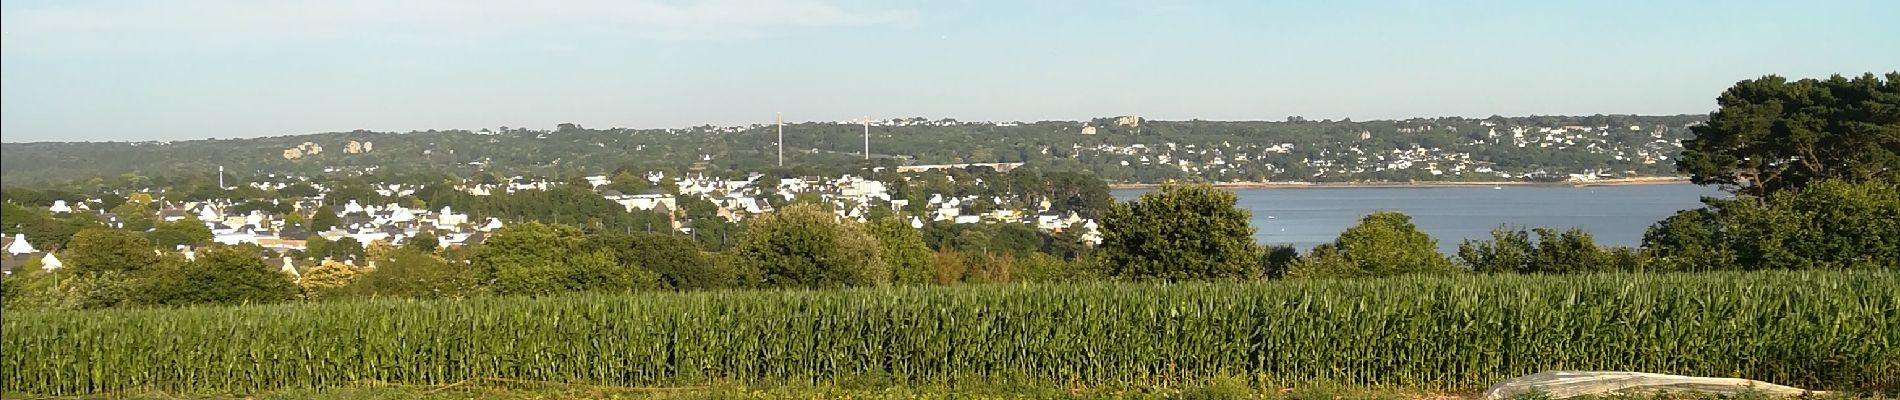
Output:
top-left (1, 0), bottom-right (914, 55)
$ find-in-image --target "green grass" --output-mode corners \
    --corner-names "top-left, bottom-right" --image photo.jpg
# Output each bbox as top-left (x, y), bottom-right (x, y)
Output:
top-left (4, 270), bottom-right (1896, 396)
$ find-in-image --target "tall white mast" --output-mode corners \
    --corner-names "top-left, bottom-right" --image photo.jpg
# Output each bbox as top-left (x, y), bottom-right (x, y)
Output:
top-left (862, 116), bottom-right (870, 160)
top-left (776, 112), bottom-right (784, 167)
top-left (219, 165), bottom-right (225, 189)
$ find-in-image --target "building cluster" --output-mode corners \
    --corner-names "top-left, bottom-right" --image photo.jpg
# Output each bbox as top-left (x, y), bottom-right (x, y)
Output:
top-left (1079, 121), bottom-right (1685, 181)
top-left (460, 170), bottom-right (1103, 242)
top-left (1, 195), bottom-right (501, 275)
top-left (3, 233), bottom-right (64, 273)
top-left (1, 168), bottom-right (1104, 275)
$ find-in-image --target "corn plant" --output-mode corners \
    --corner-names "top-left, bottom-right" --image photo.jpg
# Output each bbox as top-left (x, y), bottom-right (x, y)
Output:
top-left (2, 270), bottom-right (1895, 396)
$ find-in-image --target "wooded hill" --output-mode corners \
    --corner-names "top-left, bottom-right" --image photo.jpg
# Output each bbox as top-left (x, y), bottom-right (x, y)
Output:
top-left (0, 114), bottom-right (1704, 185)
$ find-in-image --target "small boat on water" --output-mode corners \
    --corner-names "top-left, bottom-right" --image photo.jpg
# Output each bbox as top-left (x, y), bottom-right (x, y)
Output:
top-left (1492, 185), bottom-right (1503, 190)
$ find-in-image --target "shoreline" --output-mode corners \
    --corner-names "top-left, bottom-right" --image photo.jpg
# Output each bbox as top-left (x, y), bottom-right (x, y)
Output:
top-left (1108, 177), bottom-right (1692, 190)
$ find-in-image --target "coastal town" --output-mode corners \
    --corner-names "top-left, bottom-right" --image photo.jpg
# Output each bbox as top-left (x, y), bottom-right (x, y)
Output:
top-left (2, 164), bottom-right (1106, 275)
top-left (1037, 117), bottom-right (1689, 182)
top-left (2, 115), bottom-right (1704, 186)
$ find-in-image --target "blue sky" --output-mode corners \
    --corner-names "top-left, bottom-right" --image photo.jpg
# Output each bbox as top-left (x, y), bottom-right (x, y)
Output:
top-left (3, 0), bottom-right (1896, 142)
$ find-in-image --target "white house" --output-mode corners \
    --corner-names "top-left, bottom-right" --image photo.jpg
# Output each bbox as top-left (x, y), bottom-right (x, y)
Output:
top-left (39, 252), bottom-right (62, 270)
top-left (278, 256), bottom-right (300, 277)
top-left (7, 234), bottom-right (36, 255)
top-left (437, 206), bottom-right (469, 227)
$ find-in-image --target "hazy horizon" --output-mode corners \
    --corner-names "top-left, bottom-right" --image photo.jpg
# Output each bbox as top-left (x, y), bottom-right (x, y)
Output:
top-left (4, 0), bottom-right (1897, 142)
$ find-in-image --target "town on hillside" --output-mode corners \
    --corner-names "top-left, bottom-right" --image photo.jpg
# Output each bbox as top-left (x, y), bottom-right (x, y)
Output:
top-left (0, 115), bottom-right (1705, 186)
top-left (2, 165), bottom-right (1106, 275)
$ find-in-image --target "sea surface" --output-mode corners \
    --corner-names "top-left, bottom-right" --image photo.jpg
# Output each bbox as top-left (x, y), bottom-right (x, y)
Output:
top-left (1111, 184), bottom-right (1728, 253)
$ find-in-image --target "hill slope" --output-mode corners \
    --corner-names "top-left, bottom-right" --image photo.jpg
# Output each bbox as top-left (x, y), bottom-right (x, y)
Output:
top-left (0, 114), bottom-right (1703, 184)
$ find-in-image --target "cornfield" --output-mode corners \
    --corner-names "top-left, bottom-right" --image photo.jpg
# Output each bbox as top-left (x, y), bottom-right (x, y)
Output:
top-left (4, 270), bottom-right (1896, 395)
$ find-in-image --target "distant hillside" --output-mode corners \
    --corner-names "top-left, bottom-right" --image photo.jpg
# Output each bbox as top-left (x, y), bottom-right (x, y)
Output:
top-left (0, 115), bottom-right (1704, 185)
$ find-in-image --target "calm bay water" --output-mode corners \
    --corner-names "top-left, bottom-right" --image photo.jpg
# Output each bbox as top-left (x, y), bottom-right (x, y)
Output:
top-left (1111, 184), bottom-right (1727, 253)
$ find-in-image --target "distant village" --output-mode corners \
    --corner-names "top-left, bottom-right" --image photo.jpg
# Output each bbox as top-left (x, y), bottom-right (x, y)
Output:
top-left (1067, 119), bottom-right (1683, 182)
top-left (644, 117), bottom-right (1686, 183)
top-left (3, 165), bottom-right (1101, 275)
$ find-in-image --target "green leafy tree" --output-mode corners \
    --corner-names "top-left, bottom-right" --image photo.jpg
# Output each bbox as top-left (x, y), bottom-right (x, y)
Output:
top-left (95, 193), bottom-right (127, 211)
top-left (1045, 171), bottom-right (1114, 218)
top-left (1286, 244), bottom-right (1352, 278)
top-left (1645, 179), bottom-right (1900, 271)
top-left (148, 215), bottom-right (213, 249)
top-left (1097, 183), bottom-right (1263, 281)
top-left (1641, 207), bottom-right (1733, 271)
top-left (1678, 73), bottom-right (1900, 198)
top-left (477, 222), bottom-right (585, 296)
top-left (953, 226), bottom-right (994, 253)
top-left (351, 249), bottom-right (481, 299)
top-left (364, 240), bottom-right (396, 262)
top-left (736, 203), bottom-right (889, 288)
top-left (317, 237), bottom-right (366, 262)
top-left (64, 229), bottom-right (158, 274)
top-left (1017, 252), bottom-right (1090, 283)
top-left (1295, 212), bottom-right (1457, 278)
top-left (308, 206), bottom-right (341, 231)
top-left (304, 235), bottom-right (331, 260)
top-left (167, 245), bottom-right (298, 305)
top-left (1528, 227), bottom-right (1608, 273)
top-left (1458, 226), bottom-right (1536, 273)
top-left (867, 217), bottom-right (934, 285)
top-left (605, 171), bottom-right (650, 194)
top-left (110, 201), bottom-right (155, 232)
top-left (477, 222), bottom-right (661, 295)
top-left (21, 213), bottom-right (98, 250)
top-left (989, 223), bottom-right (1043, 255)
top-left (1461, 226), bottom-right (1628, 274)
top-left (2, 202), bottom-right (38, 234)
top-left (125, 251), bottom-right (232, 307)
top-left (1261, 244), bottom-right (1301, 279)
top-left (707, 252), bottom-right (761, 288)
top-left (560, 249), bottom-right (661, 293)
top-left (405, 232), bottom-right (439, 253)
top-left (278, 183), bottom-right (320, 198)
top-left (1046, 222), bottom-right (1093, 261)
top-left (231, 200), bottom-right (292, 216)
top-left (1604, 246), bottom-right (1650, 272)
top-left (54, 270), bottom-right (141, 309)
top-left (298, 260), bottom-right (359, 300)
top-left (586, 232), bottom-right (730, 290)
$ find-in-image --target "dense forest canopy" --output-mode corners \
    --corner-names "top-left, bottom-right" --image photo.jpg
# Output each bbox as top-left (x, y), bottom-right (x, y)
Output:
top-left (0, 114), bottom-right (1704, 185)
